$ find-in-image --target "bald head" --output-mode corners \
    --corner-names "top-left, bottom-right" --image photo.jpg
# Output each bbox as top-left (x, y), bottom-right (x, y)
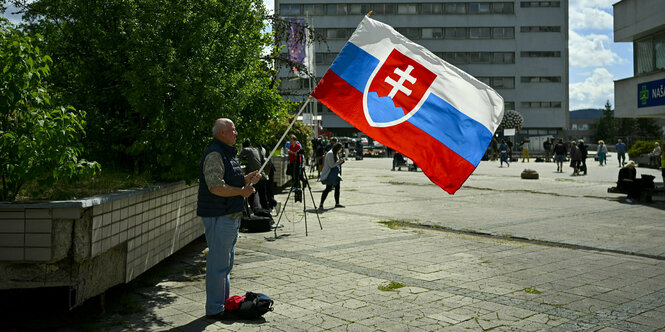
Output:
top-left (212, 118), bottom-right (237, 146)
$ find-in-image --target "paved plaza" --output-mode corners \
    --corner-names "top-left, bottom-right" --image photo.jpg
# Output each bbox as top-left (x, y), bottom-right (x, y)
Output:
top-left (6, 157), bottom-right (665, 331)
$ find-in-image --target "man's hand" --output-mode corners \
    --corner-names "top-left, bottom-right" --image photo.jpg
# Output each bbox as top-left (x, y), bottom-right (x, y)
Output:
top-left (239, 185), bottom-right (256, 198)
top-left (245, 170), bottom-right (262, 185)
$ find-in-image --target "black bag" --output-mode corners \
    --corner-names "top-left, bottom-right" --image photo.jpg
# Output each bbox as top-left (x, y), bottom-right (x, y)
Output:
top-left (240, 214), bottom-right (273, 233)
top-left (235, 292), bottom-right (274, 319)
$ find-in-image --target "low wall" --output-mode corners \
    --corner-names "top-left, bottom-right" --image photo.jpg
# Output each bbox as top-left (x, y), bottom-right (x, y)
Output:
top-left (0, 182), bottom-right (201, 307)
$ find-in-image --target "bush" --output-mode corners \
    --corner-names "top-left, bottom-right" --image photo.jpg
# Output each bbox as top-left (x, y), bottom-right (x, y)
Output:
top-left (628, 140), bottom-right (663, 159)
top-left (0, 20), bottom-right (99, 201)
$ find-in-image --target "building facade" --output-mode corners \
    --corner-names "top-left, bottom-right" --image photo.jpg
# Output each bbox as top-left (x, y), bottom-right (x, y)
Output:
top-left (613, 0), bottom-right (665, 119)
top-left (276, 0), bottom-right (569, 138)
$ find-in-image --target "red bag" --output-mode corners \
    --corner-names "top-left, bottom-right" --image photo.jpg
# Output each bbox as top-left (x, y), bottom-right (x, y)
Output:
top-left (224, 295), bottom-right (245, 311)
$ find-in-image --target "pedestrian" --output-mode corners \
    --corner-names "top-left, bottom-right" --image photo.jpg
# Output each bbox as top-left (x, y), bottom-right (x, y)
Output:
top-left (578, 139), bottom-right (588, 175)
top-left (543, 137), bottom-right (552, 162)
top-left (569, 141), bottom-right (583, 176)
top-left (597, 140), bottom-right (607, 166)
top-left (506, 137), bottom-right (513, 162)
top-left (649, 142), bottom-right (661, 167)
top-left (491, 136), bottom-right (499, 161)
top-left (661, 152), bottom-right (665, 186)
top-left (616, 139), bottom-right (627, 167)
top-left (239, 139), bottom-right (266, 212)
top-left (499, 139), bottom-right (510, 167)
top-left (617, 160), bottom-right (640, 203)
top-left (286, 134), bottom-right (303, 188)
top-left (197, 118), bottom-right (261, 319)
top-left (520, 137), bottom-right (530, 162)
top-left (553, 138), bottom-right (567, 172)
top-left (319, 142), bottom-right (345, 211)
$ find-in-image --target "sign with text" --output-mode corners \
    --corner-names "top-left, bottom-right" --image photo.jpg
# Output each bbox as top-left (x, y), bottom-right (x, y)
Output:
top-left (638, 78), bottom-right (665, 108)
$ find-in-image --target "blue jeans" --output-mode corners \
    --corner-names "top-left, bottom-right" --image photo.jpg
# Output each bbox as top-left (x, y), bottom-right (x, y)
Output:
top-left (202, 214), bottom-right (240, 315)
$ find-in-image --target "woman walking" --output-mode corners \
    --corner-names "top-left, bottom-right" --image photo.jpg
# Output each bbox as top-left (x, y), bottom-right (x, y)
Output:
top-left (319, 143), bottom-right (345, 211)
top-left (597, 140), bottom-right (607, 166)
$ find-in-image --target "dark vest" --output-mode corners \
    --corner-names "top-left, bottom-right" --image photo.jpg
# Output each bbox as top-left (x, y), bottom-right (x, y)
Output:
top-left (197, 139), bottom-right (245, 217)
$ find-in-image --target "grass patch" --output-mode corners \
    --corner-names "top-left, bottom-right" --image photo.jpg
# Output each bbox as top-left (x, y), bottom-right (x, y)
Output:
top-left (480, 260), bottom-right (491, 264)
top-left (378, 281), bottom-right (405, 292)
top-left (523, 287), bottom-right (542, 294)
top-left (17, 168), bottom-right (153, 201)
top-left (378, 219), bottom-right (413, 229)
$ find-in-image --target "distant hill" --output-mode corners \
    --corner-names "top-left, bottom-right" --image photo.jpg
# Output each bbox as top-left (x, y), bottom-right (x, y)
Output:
top-left (569, 108), bottom-right (605, 119)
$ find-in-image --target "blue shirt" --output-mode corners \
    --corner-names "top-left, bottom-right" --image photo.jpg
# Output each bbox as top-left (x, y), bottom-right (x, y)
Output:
top-left (616, 142), bottom-right (626, 154)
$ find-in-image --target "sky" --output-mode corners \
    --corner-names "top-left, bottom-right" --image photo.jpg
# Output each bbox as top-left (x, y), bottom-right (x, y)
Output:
top-left (3, 0), bottom-right (631, 111)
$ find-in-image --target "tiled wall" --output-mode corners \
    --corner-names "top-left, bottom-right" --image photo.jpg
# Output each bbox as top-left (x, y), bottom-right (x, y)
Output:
top-left (0, 182), bottom-right (202, 296)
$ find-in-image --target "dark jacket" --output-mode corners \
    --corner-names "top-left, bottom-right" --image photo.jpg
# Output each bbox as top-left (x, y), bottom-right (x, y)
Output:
top-left (197, 139), bottom-right (246, 217)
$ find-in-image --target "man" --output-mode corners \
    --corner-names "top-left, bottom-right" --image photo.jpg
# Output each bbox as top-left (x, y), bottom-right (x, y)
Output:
top-left (520, 137), bottom-right (530, 162)
top-left (286, 134), bottom-right (303, 188)
top-left (618, 160), bottom-right (640, 203)
top-left (616, 139), bottom-right (627, 167)
top-left (649, 142), bottom-right (661, 167)
top-left (578, 139), bottom-right (588, 175)
top-left (553, 138), bottom-right (567, 173)
top-left (543, 137), bottom-right (552, 162)
top-left (197, 118), bottom-right (261, 319)
top-left (506, 137), bottom-right (513, 162)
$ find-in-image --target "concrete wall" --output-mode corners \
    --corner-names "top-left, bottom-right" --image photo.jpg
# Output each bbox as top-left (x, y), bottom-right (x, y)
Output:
top-left (0, 182), bottom-right (201, 307)
top-left (614, 0), bottom-right (665, 42)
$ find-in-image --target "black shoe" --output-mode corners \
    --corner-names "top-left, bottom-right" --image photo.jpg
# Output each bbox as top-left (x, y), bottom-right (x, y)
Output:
top-left (206, 311), bottom-right (239, 321)
top-left (335, 204), bottom-right (345, 208)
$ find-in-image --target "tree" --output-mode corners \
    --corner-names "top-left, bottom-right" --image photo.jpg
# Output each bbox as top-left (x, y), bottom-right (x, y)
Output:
top-left (10, 0), bottom-right (292, 182)
top-left (593, 100), bottom-right (616, 143)
top-left (594, 100), bottom-right (663, 144)
top-left (496, 110), bottom-right (524, 133)
top-left (0, 19), bottom-right (98, 201)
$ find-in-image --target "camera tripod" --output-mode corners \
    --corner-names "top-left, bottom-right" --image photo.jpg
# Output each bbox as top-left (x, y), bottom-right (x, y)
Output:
top-left (273, 162), bottom-right (322, 238)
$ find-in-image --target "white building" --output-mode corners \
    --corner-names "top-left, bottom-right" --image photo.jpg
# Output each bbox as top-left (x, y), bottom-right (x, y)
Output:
top-left (613, 0), bottom-right (665, 118)
top-left (276, 0), bottom-right (569, 138)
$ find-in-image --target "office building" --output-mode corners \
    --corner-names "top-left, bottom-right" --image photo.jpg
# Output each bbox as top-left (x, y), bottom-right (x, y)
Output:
top-left (613, 0), bottom-right (665, 118)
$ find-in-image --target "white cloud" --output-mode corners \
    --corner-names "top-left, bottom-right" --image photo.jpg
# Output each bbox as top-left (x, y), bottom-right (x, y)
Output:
top-left (569, 68), bottom-right (615, 110)
top-left (263, 0), bottom-right (274, 14)
top-left (569, 7), bottom-right (613, 30)
top-left (569, 30), bottom-right (623, 68)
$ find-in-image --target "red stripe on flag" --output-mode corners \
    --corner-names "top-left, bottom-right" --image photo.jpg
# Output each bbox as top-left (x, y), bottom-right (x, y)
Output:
top-left (312, 70), bottom-right (476, 194)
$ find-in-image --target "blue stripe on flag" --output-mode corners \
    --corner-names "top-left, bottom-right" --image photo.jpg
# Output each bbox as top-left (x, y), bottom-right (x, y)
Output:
top-left (408, 94), bottom-right (492, 166)
top-left (329, 41), bottom-right (491, 166)
top-left (330, 42), bottom-right (378, 92)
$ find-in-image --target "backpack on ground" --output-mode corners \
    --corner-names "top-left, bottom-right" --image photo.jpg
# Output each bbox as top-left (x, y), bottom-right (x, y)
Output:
top-left (235, 292), bottom-right (274, 319)
top-left (240, 214), bottom-right (273, 233)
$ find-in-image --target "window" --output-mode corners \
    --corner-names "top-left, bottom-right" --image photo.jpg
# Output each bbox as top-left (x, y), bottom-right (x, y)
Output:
top-left (493, 52), bottom-right (515, 64)
top-left (349, 4), bottom-right (363, 14)
top-left (422, 3), bottom-right (443, 14)
top-left (521, 76), bottom-right (561, 83)
top-left (521, 51), bottom-right (561, 57)
top-left (445, 27), bottom-right (467, 39)
top-left (491, 77), bottom-right (515, 89)
top-left (396, 28), bottom-right (420, 40)
top-left (656, 33), bottom-right (665, 71)
top-left (492, 3), bottom-right (514, 14)
top-left (371, 4), bottom-right (396, 15)
top-left (316, 53), bottom-right (338, 65)
top-left (469, 52), bottom-right (491, 63)
top-left (445, 3), bottom-right (466, 14)
top-left (521, 101), bottom-right (561, 108)
top-left (636, 33), bottom-right (665, 74)
top-left (326, 4), bottom-right (347, 15)
top-left (493, 27), bottom-right (514, 39)
top-left (470, 27), bottom-right (491, 39)
top-left (521, 1), bottom-right (561, 7)
top-left (326, 29), bottom-right (350, 39)
top-left (398, 4), bottom-right (418, 14)
top-left (422, 28), bottom-right (443, 39)
top-left (521, 26), bottom-right (561, 32)
top-left (280, 4), bottom-right (300, 16)
top-left (504, 101), bottom-right (515, 110)
top-left (469, 3), bottom-right (490, 14)
top-left (303, 4), bottom-right (324, 16)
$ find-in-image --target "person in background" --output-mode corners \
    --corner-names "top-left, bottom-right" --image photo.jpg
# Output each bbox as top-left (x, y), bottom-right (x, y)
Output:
top-left (618, 160), bottom-right (640, 203)
top-left (286, 134), bottom-right (303, 188)
top-left (319, 143), bottom-right (345, 211)
top-left (499, 139), bottom-right (510, 168)
top-left (506, 137), bottom-right (513, 162)
top-left (239, 139), bottom-right (266, 212)
top-left (569, 141), bottom-right (583, 176)
top-left (597, 140), bottom-right (607, 166)
top-left (197, 118), bottom-right (261, 320)
top-left (661, 152), bottom-right (665, 187)
top-left (553, 138), bottom-right (567, 173)
top-left (543, 137), bottom-right (552, 162)
top-left (578, 139), bottom-right (588, 175)
top-left (649, 142), bottom-right (661, 167)
top-left (520, 137), bottom-right (530, 162)
top-left (616, 139), bottom-right (627, 167)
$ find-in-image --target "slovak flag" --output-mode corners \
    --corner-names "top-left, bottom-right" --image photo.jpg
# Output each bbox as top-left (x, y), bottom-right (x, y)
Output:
top-left (311, 16), bottom-right (504, 194)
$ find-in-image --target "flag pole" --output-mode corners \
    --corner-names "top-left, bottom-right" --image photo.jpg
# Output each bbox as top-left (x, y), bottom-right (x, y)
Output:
top-left (257, 96), bottom-right (314, 177)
